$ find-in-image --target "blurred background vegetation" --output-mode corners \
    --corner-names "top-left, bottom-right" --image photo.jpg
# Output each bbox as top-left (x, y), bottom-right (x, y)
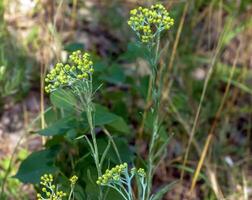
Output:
top-left (0, 0), bottom-right (252, 199)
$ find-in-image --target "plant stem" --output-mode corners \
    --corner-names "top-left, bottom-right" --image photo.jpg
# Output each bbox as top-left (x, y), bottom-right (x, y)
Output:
top-left (86, 106), bottom-right (100, 175)
top-left (125, 170), bottom-right (133, 200)
top-left (146, 35), bottom-right (161, 200)
top-left (86, 104), bottom-right (103, 200)
top-left (68, 186), bottom-right (74, 200)
top-left (76, 80), bottom-right (103, 200)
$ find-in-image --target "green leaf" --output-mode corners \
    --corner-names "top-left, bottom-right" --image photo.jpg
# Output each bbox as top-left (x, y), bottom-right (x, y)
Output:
top-left (64, 42), bottom-right (84, 52)
top-left (94, 104), bottom-right (130, 134)
top-left (94, 104), bottom-right (119, 125)
top-left (107, 117), bottom-right (130, 134)
top-left (120, 42), bottom-right (148, 62)
top-left (85, 182), bottom-right (100, 200)
top-left (85, 181), bottom-right (123, 200)
top-left (138, 76), bottom-right (150, 99)
top-left (72, 184), bottom-right (86, 200)
top-left (14, 148), bottom-right (58, 183)
top-left (50, 89), bottom-right (77, 110)
top-left (105, 137), bottom-right (134, 163)
top-left (38, 116), bottom-right (75, 136)
top-left (105, 189), bottom-right (124, 200)
top-left (99, 64), bottom-right (126, 85)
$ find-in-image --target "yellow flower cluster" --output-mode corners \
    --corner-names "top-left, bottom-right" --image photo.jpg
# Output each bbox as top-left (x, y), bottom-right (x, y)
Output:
top-left (37, 174), bottom-right (67, 200)
top-left (137, 168), bottom-right (146, 177)
top-left (40, 174), bottom-right (53, 186)
top-left (37, 191), bottom-right (66, 200)
top-left (96, 163), bottom-right (128, 185)
top-left (45, 50), bottom-right (94, 93)
top-left (69, 175), bottom-right (78, 185)
top-left (128, 4), bottom-right (174, 43)
top-left (131, 167), bottom-right (146, 177)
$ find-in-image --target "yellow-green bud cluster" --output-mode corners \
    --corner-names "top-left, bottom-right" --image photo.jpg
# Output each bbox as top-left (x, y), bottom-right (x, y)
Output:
top-left (130, 167), bottom-right (146, 177)
top-left (37, 191), bottom-right (67, 200)
top-left (40, 174), bottom-right (53, 186)
top-left (128, 4), bottom-right (174, 43)
top-left (137, 168), bottom-right (146, 177)
top-left (96, 163), bottom-right (128, 185)
top-left (45, 50), bottom-right (94, 93)
top-left (69, 175), bottom-right (78, 185)
top-left (37, 174), bottom-right (67, 200)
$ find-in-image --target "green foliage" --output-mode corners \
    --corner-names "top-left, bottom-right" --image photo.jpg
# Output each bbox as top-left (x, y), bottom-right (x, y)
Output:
top-left (0, 149), bottom-right (30, 200)
top-left (0, 1), bottom-right (34, 103)
top-left (50, 89), bottom-right (78, 110)
top-left (64, 43), bottom-right (85, 52)
top-left (10, 0), bottom-right (252, 199)
top-left (15, 148), bottom-right (59, 184)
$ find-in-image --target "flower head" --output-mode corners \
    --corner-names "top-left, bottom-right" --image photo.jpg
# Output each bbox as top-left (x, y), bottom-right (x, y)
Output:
top-left (69, 175), bottom-right (78, 185)
top-left (40, 174), bottom-right (53, 186)
top-left (37, 174), bottom-right (67, 200)
top-left (137, 168), bottom-right (146, 177)
top-left (45, 50), bottom-right (94, 93)
top-left (128, 4), bottom-right (174, 43)
top-left (96, 163), bottom-right (128, 185)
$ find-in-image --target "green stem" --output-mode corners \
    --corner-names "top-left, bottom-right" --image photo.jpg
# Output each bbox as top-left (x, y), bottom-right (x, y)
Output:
top-left (124, 170), bottom-right (133, 200)
top-left (146, 35), bottom-right (161, 200)
top-left (86, 106), bottom-right (100, 175)
top-left (75, 80), bottom-right (103, 200)
top-left (86, 105), bottom-right (103, 200)
top-left (68, 185), bottom-right (74, 200)
top-left (141, 177), bottom-right (147, 200)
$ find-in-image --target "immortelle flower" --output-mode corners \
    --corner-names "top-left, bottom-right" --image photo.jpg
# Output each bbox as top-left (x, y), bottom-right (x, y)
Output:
top-left (69, 175), bottom-right (78, 185)
top-left (128, 3), bottom-right (174, 43)
top-left (45, 50), bottom-right (94, 93)
top-left (37, 174), bottom-right (67, 200)
top-left (96, 163), bottom-right (147, 200)
top-left (96, 163), bottom-right (128, 185)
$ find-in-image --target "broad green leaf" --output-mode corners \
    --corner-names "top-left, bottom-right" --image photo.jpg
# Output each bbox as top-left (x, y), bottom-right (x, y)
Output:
top-left (94, 104), bottom-right (119, 126)
top-left (38, 116), bottom-right (75, 136)
top-left (120, 42), bottom-right (148, 62)
top-left (64, 42), bottom-right (84, 52)
top-left (105, 137), bottom-right (134, 163)
top-left (72, 184), bottom-right (86, 200)
top-left (14, 148), bottom-right (58, 183)
top-left (50, 89), bottom-right (77, 110)
top-left (105, 189), bottom-right (124, 200)
top-left (107, 117), bottom-right (130, 135)
top-left (99, 64), bottom-right (126, 84)
top-left (85, 182), bottom-right (100, 200)
top-left (85, 179), bottom-right (123, 200)
top-left (94, 104), bottom-right (130, 134)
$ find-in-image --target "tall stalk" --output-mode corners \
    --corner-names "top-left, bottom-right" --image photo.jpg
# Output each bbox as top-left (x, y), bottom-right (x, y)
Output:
top-left (76, 80), bottom-right (103, 200)
top-left (146, 35), bottom-right (161, 199)
top-left (86, 105), bottom-right (103, 200)
top-left (44, 50), bottom-right (104, 200)
top-left (127, 5), bottom-right (174, 198)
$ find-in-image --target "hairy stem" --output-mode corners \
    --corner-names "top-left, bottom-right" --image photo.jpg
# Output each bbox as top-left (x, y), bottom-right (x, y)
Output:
top-left (146, 35), bottom-right (161, 200)
top-left (86, 104), bottom-right (103, 200)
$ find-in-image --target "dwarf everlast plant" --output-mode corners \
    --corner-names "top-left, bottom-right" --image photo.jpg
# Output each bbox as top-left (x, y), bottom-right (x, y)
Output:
top-left (45, 51), bottom-right (104, 199)
top-left (36, 3), bottom-right (175, 200)
top-left (128, 3), bottom-right (174, 199)
top-left (96, 163), bottom-right (147, 200)
top-left (37, 174), bottom-right (78, 200)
